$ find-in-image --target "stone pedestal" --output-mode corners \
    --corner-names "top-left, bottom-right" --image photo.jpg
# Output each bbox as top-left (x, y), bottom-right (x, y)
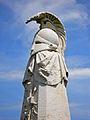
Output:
top-left (38, 82), bottom-right (70, 120)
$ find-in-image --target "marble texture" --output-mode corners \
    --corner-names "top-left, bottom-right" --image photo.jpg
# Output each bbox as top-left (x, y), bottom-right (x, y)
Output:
top-left (38, 81), bottom-right (70, 120)
top-left (20, 12), bottom-right (70, 120)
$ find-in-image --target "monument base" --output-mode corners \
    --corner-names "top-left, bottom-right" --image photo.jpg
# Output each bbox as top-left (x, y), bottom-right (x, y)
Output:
top-left (38, 81), bottom-right (70, 120)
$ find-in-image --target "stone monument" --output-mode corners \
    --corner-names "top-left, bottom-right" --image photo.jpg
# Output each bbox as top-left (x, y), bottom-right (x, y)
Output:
top-left (20, 12), bottom-right (70, 120)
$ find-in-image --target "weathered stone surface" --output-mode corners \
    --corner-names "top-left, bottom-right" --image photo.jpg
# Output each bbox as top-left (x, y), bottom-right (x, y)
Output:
top-left (38, 81), bottom-right (70, 120)
top-left (21, 12), bottom-right (70, 120)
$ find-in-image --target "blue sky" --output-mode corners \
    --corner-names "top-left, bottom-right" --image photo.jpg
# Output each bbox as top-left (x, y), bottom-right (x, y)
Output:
top-left (0, 0), bottom-right (90, 120)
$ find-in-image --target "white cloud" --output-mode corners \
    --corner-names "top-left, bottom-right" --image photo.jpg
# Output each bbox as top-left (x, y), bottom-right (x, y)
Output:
top-left (1, 0), bottom-right (88, 24)
top-left (0, 70), bottom-right (23, 81)
top-left (69, 68), bottom-right (90, 79)
top-left (66, 56), bottom-right (90, 69)
top-left (0, 68), bottom-right (90, 81)
top-left (70, 103), bottom-right (90, 107)
top-left (0, 104), bottom-right (21, 110)
top-left (0, 55), bottom-right (90, 81)
top-left (70, 103), bottom-right (90, 117)
top-left (0, 0), bottom-right (89, 46)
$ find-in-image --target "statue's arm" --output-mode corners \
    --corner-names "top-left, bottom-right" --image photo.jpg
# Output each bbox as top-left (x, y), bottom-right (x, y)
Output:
top-left (22, 56), bottom-right (35, 86)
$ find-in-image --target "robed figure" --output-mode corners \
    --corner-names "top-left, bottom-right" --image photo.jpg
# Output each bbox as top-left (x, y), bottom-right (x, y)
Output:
top-left (21, 12), bottom-right (70, 120)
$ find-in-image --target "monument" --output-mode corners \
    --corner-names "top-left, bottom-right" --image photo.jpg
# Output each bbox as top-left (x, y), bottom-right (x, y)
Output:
top-left (20, 12), bottom-right (70, 120)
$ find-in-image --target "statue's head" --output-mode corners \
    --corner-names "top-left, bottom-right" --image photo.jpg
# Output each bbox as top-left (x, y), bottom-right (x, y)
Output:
top-left (25, 12), bottom-right (66, 52)
top-left (38, 18), bottom-right (56, 31)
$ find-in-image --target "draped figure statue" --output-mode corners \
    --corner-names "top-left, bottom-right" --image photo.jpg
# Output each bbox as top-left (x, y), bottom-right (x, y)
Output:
top-left (21, 12), bottom-right (70, 120)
